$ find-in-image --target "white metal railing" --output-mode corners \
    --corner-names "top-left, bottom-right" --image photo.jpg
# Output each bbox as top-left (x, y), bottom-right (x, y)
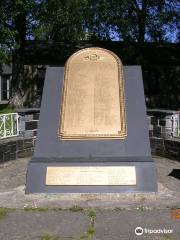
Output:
top-left (147, 110), bottom-right (180, 138)
top-left (0, 113), bottom-right (19, 139)
top-left (171, 113), bottom-right (180, 137)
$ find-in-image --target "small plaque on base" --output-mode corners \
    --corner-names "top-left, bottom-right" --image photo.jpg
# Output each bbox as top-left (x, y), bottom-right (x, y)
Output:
top-left (46, 166), bottom-right (136, 186)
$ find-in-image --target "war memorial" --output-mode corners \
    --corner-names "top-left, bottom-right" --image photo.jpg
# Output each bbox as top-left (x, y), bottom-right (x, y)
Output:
top-left (26, 47), bottom-right (157, 193)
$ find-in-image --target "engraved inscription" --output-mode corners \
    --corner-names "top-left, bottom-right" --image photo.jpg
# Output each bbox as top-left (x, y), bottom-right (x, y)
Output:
top-left (59, 47), bottom-right (127, 140)
top-left (46, 166), bottom-right (136, 185)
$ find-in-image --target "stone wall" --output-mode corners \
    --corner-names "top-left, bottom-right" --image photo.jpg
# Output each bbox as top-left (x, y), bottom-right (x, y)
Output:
top-left (0, 109), bottom-right (179, 162)
top-left (147, 111), bottom-right (179, 138)
top-left (17, 108), bottom-right (39, 138)
top-left (148, 110), bottom-right (180, 161)
top-left (150, 137), bottom-right (180, 160)
top-left (0, 137), bottom-right (35, 163)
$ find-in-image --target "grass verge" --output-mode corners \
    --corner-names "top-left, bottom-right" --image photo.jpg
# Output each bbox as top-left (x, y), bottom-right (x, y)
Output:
top-left (0, 207), bottom-right (15, 219)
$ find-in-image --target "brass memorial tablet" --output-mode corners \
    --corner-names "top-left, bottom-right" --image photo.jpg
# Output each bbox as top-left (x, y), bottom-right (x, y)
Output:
top-left (59, 47), bottom-right (127, 140)
top-left (46, 166), bottom-right (136, 185)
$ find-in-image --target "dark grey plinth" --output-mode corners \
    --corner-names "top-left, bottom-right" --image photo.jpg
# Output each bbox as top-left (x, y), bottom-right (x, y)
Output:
top-left (26, 66), bottom-right (157, 193)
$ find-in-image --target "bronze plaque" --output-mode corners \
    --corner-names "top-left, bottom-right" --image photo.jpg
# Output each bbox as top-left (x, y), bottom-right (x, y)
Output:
top-left (59, 47), bottom-right (127, 140)
top-left (46, 166), bottom-right (136, 185)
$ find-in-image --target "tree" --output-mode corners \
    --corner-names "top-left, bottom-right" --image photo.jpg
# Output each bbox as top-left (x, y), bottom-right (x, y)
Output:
top-left (0, 0), bottom-right (39, 106)
top-left (0, 0), bottom-right (179, 107)
top-left (92, 0), bottom-right (179, 43)
top-left (34, 0), bottom-right (89, 41)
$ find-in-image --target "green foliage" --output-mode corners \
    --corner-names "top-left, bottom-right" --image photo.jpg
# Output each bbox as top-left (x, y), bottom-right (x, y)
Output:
top-left (161, 235), bottom-right (175, 240)
top-left (23, 206), bottom-right (63, 211)
top-left (114, 207), bottom-right (126, 211)
top-left (0, 0), bottom-right (38, 63)
top-left (23, 207), bottom-right (50, 212)
top-left (35, 0), bottom-right (89, 41)
top-left (87, 208), bottom-right (96, 237)
top-left (79, 227), bottom-right (96, 240)
top-left (0, 47), bottom-right (12, 64)
top-left (0, 208), bottom-right (9, 219)
top-left (87, 209), bottom-right (96, 219)
top-left (170, 206), bottom-right (180, 210)
top-left (0, 105), bottom-right (15, 114)
top-left (0, 0), bottom-right (178, 66)
top-left (136, 205), bottom-right (146, 212)
top-left (94, 0), bottom-right (179, 42)
top-left (69, 205), bottom-right (84, 212)
top-left (0, 0), bottom-right (178, 47)
top-left (0, 208), bottom-right (15, 219)
top-left (87, 226), bottom-right (95, 236)
top-left (41, 234), bottom-right (59, 240)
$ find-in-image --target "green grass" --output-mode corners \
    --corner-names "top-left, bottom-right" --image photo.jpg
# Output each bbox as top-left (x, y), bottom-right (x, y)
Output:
top-left (136, 205), bottom-right (146, 212)
top-left (87, 209), bottom-right (96, 227)
top-left (114, 207), bottom-right (126, 211)
top-left (0, 207), bottom-right (15, 219)
top-left (170, 206), bottom-right (180, 210)
top-left (24, 207), bottom-right (50, 212)
top-left (87, 227), bottom-right (96, 236)
top-left (87, 209), bottom-right (96, 218)
top-left (0, 105), bottom-right (15, 114)
top-left (23, 207), bottom-right (62, 212)
top-left (69, 205), bottom-right (84, 212)
top-left (0, 208), bottom-right (9, 219)
top-left (79, 227), bottom-right (96, 240)
top-left (161, 235), bottom-right (175, 240)
top-left (41, 234), bottom-right (59, 240)
top-left (79, 235), bottom-right (88, 240)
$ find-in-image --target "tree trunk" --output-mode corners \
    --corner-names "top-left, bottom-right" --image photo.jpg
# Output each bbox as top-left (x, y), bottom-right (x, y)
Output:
top-left (137, 0), bottom-right (147, 44)
top-left (10, 6), bottom-right (27, 108)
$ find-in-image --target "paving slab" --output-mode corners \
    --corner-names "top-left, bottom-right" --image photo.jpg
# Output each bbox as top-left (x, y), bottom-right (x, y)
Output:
top-left (0, 156), bottom-right (180, 209)
top-left (0, 156), bottom-right (180, 240)
top-left (95, 209), bottom-right (180, 240)
top-left (0, 210), bottom-right (89, 240)
top-left (0, 209), bottom-right (179, 240)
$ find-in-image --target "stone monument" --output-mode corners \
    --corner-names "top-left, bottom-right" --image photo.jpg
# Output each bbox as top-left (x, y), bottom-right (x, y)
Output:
top-left (26, 47), bottom-right (157, 193)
